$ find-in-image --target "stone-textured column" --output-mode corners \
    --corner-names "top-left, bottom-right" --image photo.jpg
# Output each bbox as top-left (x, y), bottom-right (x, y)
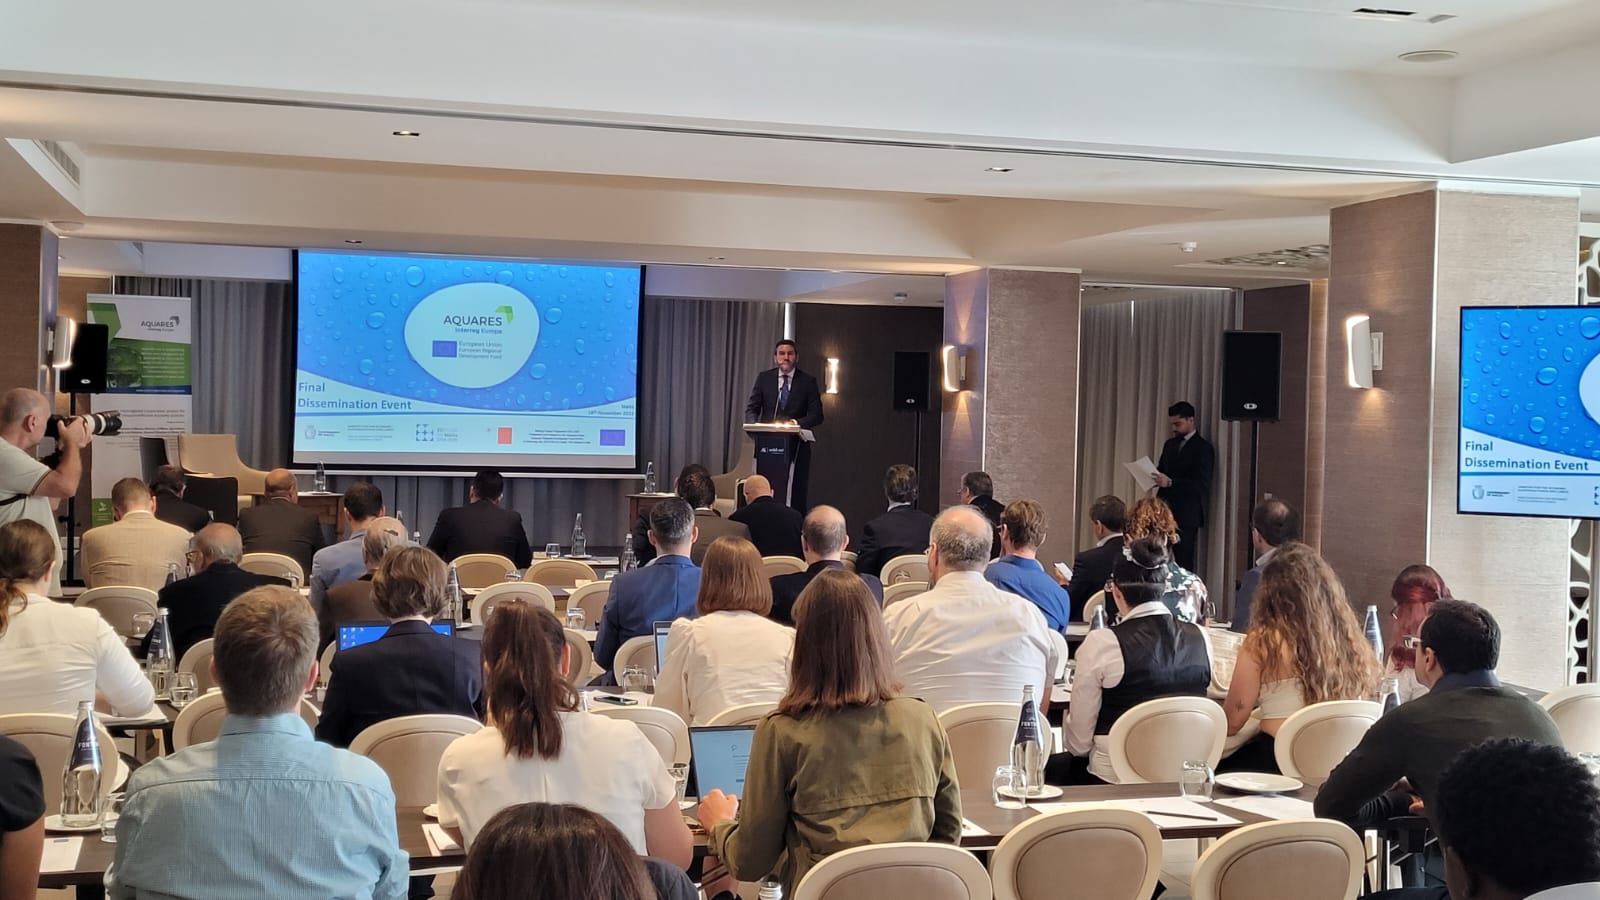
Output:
top-left (0, 224), bottom-right (58, 393)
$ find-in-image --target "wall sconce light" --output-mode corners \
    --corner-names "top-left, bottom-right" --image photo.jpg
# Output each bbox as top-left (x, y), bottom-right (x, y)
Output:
top-left (825, 357), bottom-right (840, 394)
top-left (49, 317), bottom-right (76, 370)
top-left (942, 344), bottom-right (969, 392)
top-left (1345, 314), bottom-right (1384, 388)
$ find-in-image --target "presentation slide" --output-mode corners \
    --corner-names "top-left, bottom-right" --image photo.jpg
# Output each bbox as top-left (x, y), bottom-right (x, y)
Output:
top-left (293, 251), bottom-right (640, 470)
top-left (1459, 306), bottom-right (1600, 518)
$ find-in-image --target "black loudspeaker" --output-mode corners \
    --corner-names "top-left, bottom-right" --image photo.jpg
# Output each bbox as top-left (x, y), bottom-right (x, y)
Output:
top-left (61, 323), bottom-right (109, 394)
top-left (893, 351), bottom-right (931, 411)
top-left (1221, 331), bottom-right (1282, 421)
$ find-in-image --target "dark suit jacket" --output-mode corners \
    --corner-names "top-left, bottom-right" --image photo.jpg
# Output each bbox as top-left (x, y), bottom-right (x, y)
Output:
top-left (321, 574), bottom-right (382, 649)
top-left (1067, 535), bottom-right (1124, 622)
top-left (729, 496), bottom-right (803, 558)
top-left (855, 505), bottom-right (935, 577)
top-left (313, 620), bottom-right (484, 748)
top-left (1157, 432), bottom-right (1216, 529)
top-left (153, 490), bottom-right (210, 533)
top-left (690, 509), bottom-right (751, 565)
top-left (152, 562), bottom-right (289, 659)
top-left (426, 500), bottom-right (532, 568)
top-left (238, 497), bottom-right (326, 578)
top-left (744, 367), bottom-right (824, 429)
top-left (1231, 563), bottom-right (1263, 634)
top-left (769, 560), bottom-right (883, 626)
top-left (970, 494), bottom-right (1004, 558)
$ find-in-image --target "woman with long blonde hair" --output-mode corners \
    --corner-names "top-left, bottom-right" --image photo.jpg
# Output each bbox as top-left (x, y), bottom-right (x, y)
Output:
top-left (1220, 542), bottom-right (1379, 772)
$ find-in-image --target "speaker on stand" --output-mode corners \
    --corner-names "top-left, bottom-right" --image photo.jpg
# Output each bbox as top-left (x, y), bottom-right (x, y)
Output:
top-left (55, 322), bottom-right (111, 586)
top-left (893, 351), bottom-right (933, 481)
top-left (1221, 331), bottom-right (1282, 573)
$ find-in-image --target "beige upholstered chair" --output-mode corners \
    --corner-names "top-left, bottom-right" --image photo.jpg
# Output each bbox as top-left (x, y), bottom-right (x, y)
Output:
top-left (939, 702), bottom-right (1022, 792)
top-left (1191, 819), bottom-right (1365, 900)
top-left (1273, 701), bottom-right (1381, 786)
top-left (563, 628), bottom-right (596, 685)
top-left (567, 581), bottom-right (611, 628)
top-left (177, 433), bottom-right (268, 496)
top-left (0, 713), bottom-right (119, 814)
top-left (1081, 590), bottom-right (1107, 625)
top-left (238, 552), bottom-right (305, 585)
top-left (318, 641), bottom-right (338, 689)
top-left (589, 705), bottom-right (690, 766)
top-left (349, 714), bottom-right (483, 806)
top-left (173, 691), bottom-right (321, 750)
top-left (882, 581), bottom-right (929, 608)
top-left (706, 702), bottom-right (777, 727)
top-left (177, 638), bottom-right (220, 695)
top-left (1046, 630), bottom-right (1070, 681)
top-left (74, 585), bottom-right (159, 638)
top-left (880, 554), bottom-right (931, 585)
top-left (614, 634), bottom-right (660, 676)
top-left (1539, 684), bottom-right (1600, 753)
top-left (452, 553), bottom-right (516, 590)
top-left (762, 555), bottom-right (807, 578)
top-left (1107, 696), bottom-right (1226, 784)
top-left (473, 582), bottom-right (557, 623)
top-left (794, 842), bottom-right (992, 900)
top-left (990, 808), bottom-right (1162, 900)
top-left (523, 558), bottom-right (597, 588)
top-left (840, 550), bottom-right (858, 572)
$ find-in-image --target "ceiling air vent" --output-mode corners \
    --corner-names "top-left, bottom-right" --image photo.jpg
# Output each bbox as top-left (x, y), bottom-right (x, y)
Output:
top-left (1353, 7), bottom-right (1417, 17)
top-left (32, 140), bottom-right (81, 186)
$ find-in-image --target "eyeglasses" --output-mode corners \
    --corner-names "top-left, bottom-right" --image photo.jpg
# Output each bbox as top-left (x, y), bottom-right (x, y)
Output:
top-left (1400, 635), bottom-right (1423, 650)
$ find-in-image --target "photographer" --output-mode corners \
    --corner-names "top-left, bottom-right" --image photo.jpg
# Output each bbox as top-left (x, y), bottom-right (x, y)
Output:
top-left (0, 389), bottom-right (92, 593)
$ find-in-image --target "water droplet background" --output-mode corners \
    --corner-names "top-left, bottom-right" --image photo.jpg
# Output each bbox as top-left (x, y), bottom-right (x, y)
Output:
top-left (1462, 308), bottom-right (1600, 460)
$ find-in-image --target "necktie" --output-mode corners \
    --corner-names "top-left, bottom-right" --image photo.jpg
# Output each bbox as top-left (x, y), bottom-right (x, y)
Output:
top-left (777, 374), bottom-right (790, 413)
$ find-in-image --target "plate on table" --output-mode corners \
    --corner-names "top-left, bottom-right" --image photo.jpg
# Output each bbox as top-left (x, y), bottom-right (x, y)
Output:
top-left (44, 814), bottom-right (102, 833)
top-left (1215, 772), bottom-right (1303, 794)
top-left (996, 784), bottom-right (1064, 801)
top-left (422, 803), bottom-right (440, 819)
top-left (567, 554), bottom-right (593, 560)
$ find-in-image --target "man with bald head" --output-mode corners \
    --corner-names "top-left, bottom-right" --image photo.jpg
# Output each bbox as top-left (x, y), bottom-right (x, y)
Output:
top-left (768, 505), bottom-right (882, 625)
top-left (148, 523), bottom-right (290, 658)
top-left (0, 388), bottom-right (90, 593)
top-left (729, 473), bottom-right (803, 558)
top-left (238, 467), bottom-right (325, 579)
top-left (882, 505), bottom-right (1059, 714)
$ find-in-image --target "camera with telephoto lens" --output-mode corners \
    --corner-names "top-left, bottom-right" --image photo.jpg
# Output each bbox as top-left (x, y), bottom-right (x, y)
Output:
top-left (45, 411), bottom-right (122, 439)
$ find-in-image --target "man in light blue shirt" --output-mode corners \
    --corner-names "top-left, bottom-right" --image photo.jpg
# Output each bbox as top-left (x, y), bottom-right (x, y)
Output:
top-left (596, 497), bottom-right (701, 680)
top-left (984, 499), bottom-right (1072, 632)
top-left (308, 482), bottom-right (387, 620)
top-left (109, 584), bottom-right (409, 900)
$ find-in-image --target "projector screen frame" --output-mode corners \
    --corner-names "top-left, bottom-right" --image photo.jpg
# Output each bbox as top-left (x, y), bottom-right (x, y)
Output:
top-left (287, 248), bottom-right (647, 477)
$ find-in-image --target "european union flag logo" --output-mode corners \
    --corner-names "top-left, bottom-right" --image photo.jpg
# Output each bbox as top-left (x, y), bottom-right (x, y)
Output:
top-left (432, 341), bottom-right (458, 358)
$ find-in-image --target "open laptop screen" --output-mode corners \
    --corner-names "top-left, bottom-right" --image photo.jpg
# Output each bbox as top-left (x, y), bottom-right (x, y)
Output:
top-left (337, 621), bottom-right (454, 651)
top-left (653, 620), bottom-right (674, 671)
top-left (687, 725), bottom-right (757, 799)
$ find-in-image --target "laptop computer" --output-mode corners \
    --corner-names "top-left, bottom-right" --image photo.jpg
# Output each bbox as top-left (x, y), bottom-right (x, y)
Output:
top-left (337, 621), bottom-right (455, 651)
top-left (653, 620), bottom-right (674, 671)
top-left (687, 724), bottom-right (757, 799)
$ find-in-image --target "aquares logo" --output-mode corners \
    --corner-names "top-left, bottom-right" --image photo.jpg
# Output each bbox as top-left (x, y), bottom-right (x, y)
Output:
top-left (138, 315), bottom-right (182, 330)
top-left (442, 306), bottom-right (514, 328)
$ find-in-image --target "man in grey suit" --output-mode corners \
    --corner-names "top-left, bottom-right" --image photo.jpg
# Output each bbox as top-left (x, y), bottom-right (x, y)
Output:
top-left (678, 467), bottom-right (748, 565)
top-left (1230, 498), bottom-right (1298, 633)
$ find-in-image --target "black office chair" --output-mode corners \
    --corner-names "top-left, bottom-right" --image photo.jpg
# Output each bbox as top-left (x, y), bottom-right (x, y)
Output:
top-left (182, 475), bottom-right (239, 526)
top-left (138, 436), bottom-right (171, 485)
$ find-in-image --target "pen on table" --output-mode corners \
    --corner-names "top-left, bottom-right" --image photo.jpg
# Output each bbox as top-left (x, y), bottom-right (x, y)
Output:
top-left (1147, 810), bottom-right (1220, 822)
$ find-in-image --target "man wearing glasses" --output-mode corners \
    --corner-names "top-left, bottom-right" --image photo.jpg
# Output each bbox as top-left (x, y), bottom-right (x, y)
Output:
top-left (144, 523), bottom-right (291, 659)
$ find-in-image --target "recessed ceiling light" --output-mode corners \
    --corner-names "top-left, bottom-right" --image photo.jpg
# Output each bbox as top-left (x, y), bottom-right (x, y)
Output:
top-left (1398, 49), bottom-right (1458, 64)
top-left (707, 256), bottom-right (726, 261)
top-left (392, 130), bottom-right (422, 137)
top-left (344, 239), bottom-right (364, 244)
top-left (1276, 260), bottom-right (1289, 265)
top-left (984, 166), bottom-right (1014, 173)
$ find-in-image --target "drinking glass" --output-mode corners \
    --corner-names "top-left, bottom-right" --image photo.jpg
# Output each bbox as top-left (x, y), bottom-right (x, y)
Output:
top-left (620, 664), bottom-right (652, 694)
top-left (669, 762), bottom-right (690, 805)
top-left (992, 765), bottom-right (1026, 810)
top-left (130, 612), bottom-right (154, 639)
top-left (100, 793), bottom-right (125, 843)
top-left (565, 608), bottom-right (587, 630)
top-left (1180, 759), bottom-right (1215, 801)
top-left (545, 542), bottom-right (561, 559)
top-left (169, 672), bottom-right (198, 709)
top-left (506, 569), bottom-right (523, 582)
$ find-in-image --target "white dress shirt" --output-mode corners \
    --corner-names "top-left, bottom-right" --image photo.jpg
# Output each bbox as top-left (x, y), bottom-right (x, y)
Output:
top-left (882, 570), bottom-right (1059, 715)
top-left (1096, 532), bottom-right (1124, 548)
top-left (0, 593), bottom-right (157, 717)
top-left (1528, 886), bottom-right (1600, 900)
top-left (654, 610), bottom-right (794, 726)
top-left (1067, 600), bottom-right (1214, 783)
top-left (436, 710), bottom-right (676, 851)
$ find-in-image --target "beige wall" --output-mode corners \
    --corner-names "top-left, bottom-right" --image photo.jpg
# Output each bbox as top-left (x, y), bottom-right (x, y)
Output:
top-left (0, 224), bottom-right (58, 394)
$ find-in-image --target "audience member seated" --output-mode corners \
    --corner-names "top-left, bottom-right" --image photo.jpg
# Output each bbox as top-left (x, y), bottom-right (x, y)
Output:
top-left (1229, 498), bottom-right (1299, 633)
top-left (455, 802), bottom-right (698, 900)
top-left (596, 499), bottom-right (701, 679)
top-left (1066, 494), bottom-right (1125, 622)
top-left (0, 520), bottom-right (154, 718)
top-left (436, 601), bottom-right (692, 869)
top-left (150, 464), bottom-right (210, 533)
top-left (958, 470), bottom-right (1004, 558)
top-left (680, 468), bottom-right (748, 565)
top-left (321, 516), bottom-right (407, 648)
top-left (316, 546), bottom-right (484, 747)
top-left (769, 505), bottom-right (882, 626)
top-left (308, 482), bottom-right (386, 619)
top-left (1123, 497), bottom-right (1207, 623)
top-left (1220, 543), bottom-right (1377, 773)
top-left (656, 536), bottom-right (794, 726)
top-left (854, 464), bottom-right (935, 578)
top-left (728, 475), bottom-right (802, 558)
top-left (697, 569), bottom-right (961, 896)
top-left (150, 522), bottom-right (289, 659)
top-left (984, 499), bottom-right (1072, 632)
top-left (81, 477), bottom-right (192, 589)
top-left (238, 468), bottom-right (326, 579)
top-left (630, 464), bottom-right (709, 566)
top-left (1315, 599), bottom-right (1562, 832)
top-left (1386, 564), bottom-right (1452, 705)
top-left (1367, 738), bottom-right (1600, 900)
top-left (426, 469), bottom-right (532, 568)
top-left (0, 736), bottom-right (43, 900)
top-left (1052, 537), bottom-right (1212, 785)
top-left (882, 506), bottom-right (1058, 715)
top-left (108, 586), bottom-right (408, 899)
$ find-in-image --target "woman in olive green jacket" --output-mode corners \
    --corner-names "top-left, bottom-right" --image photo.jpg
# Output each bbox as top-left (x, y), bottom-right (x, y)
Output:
top-left (697, 569), bottom-right (963, 895)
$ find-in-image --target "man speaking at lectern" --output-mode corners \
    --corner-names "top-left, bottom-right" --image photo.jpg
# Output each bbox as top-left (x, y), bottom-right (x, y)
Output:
top-left (745, 339), bottom-right (824, 508)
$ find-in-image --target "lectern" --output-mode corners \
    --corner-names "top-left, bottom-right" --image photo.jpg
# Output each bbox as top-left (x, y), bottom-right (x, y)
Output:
top-left (743, 423), bottom-right (815, 509)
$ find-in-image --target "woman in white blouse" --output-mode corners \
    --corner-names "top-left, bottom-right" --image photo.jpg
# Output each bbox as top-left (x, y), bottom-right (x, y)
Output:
top-left (656, 536), bottom-right (794, 726)
top-left (436, 599), bottom-right (692, 867)
top-left (0, 520), bottom-right (155, 718)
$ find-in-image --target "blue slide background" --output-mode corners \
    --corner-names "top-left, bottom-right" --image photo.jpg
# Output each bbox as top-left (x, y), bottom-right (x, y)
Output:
top-left (1461, 307), bottom-right (1600, 457)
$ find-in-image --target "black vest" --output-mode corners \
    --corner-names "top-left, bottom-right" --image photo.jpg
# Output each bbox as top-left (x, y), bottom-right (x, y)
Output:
top-left (1095, 613), bottom-right (1212, 735)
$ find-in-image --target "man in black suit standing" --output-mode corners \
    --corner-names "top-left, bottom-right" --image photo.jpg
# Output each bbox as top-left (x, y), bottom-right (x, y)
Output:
top-left (958, 471), bottom-right (1004, 558)
top-left (1155, 401), bottom-right (1215, 573)
top-left (238, 468), bottom-right (325, 579)
top-left (150, 465), bottom-right (210, 533)
top-left (770, 505), bottom-right (882, 625)
top-left (729, 474), bottom-right (803, 557)
top-left (744, 339), bottom-right (824, 508)
top-left (855, 464), bottom-right (935, 578)
top-left (150, 523), bottom-right (289, 658)
top-left (425, 470), bottom-right (532, 568)
top-left (1066, 495), bottom-right (1125, 622)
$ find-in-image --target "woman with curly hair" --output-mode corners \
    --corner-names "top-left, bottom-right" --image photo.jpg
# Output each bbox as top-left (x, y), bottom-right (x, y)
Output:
top-left (1386, 564), bottom-right (1451, 704)
top-left (1121, 497), bottom-right (1207, 623)
top-left (1220, 542), bottom-right (1380, 772)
